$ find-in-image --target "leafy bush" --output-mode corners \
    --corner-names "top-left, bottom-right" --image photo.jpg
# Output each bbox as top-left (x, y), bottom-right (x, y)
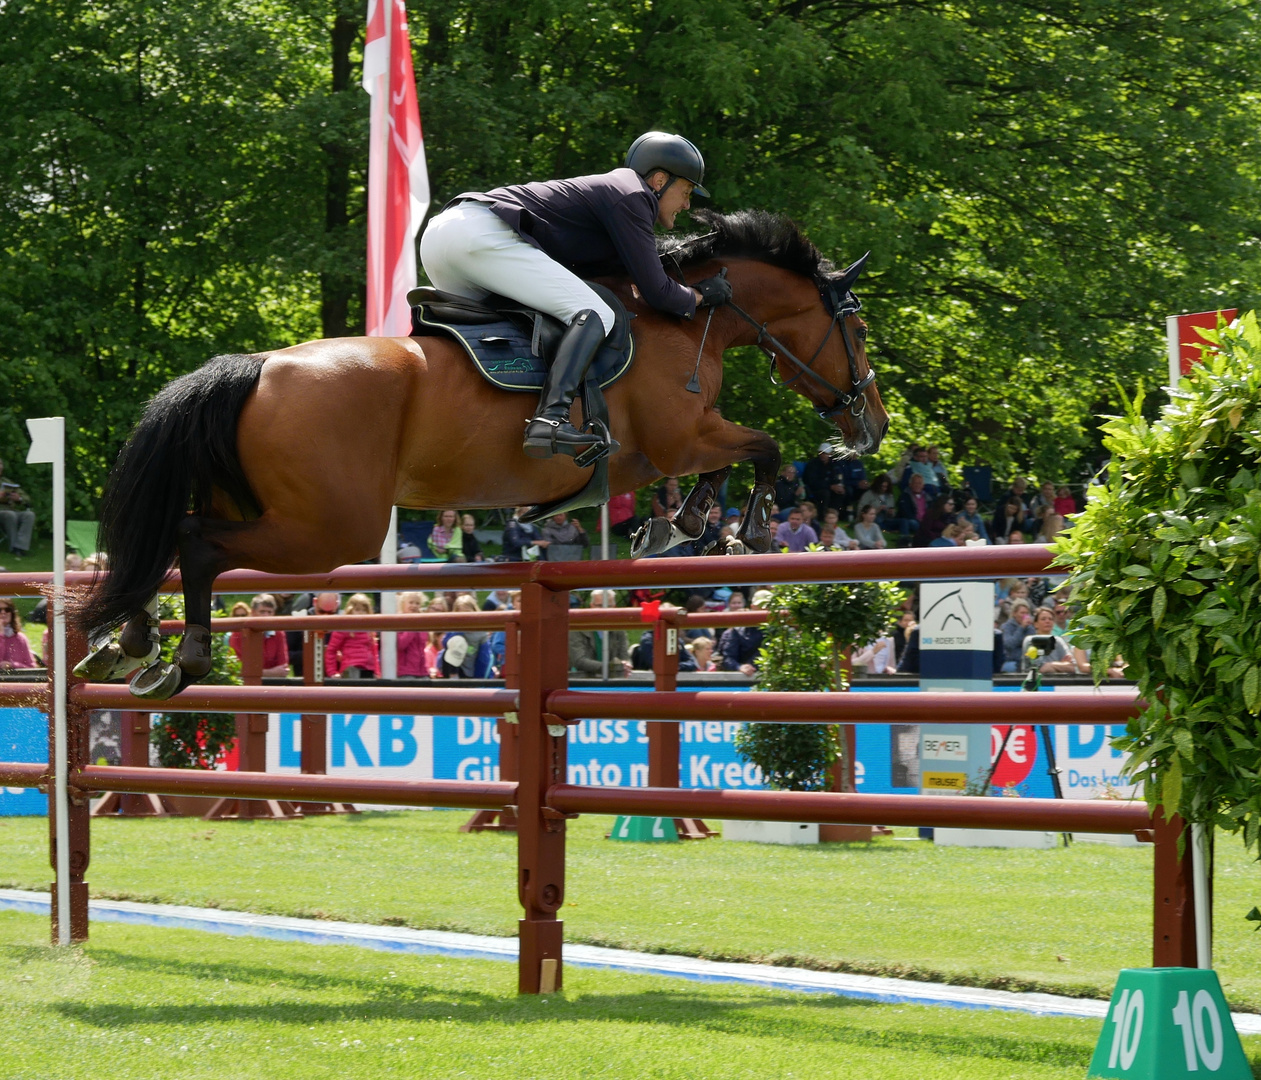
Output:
top-left (151, 596), bottom-right (241, 769)
top-left (1052, 314), bottom-right (1261, 852)
top-left (735, 581), bottom-right (904, 791)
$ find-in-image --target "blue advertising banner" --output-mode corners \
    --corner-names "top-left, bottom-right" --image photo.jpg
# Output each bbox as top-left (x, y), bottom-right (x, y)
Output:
top-left (0, 707), bottom-right (47, 816)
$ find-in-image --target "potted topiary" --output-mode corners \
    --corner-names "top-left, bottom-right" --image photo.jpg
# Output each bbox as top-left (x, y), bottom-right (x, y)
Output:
top-left (150, 596), bottom-right (241, 815)
top-left (728, 580), bottom-right (903, 844)
top-left (1052, 313), bottom-right (1261, 930)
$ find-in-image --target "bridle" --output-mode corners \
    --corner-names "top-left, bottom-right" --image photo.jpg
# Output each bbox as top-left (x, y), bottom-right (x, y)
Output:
top-left (726, 282), bottom-right (875, 422)
top-left (664, 247), bottom-right (876, 422)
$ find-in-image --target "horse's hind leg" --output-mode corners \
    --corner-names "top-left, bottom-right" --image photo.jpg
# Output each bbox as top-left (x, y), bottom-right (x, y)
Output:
top-left (73, 596), bottom-right (161, 681)
top-left (130, 516), bottom-right (231, 699)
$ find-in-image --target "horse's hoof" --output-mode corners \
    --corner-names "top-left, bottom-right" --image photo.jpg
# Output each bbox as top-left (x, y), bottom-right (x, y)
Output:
top-left (630, 517), bottom-right (674, 559)
top-left (129, 662), bottom-right (182, 701)
top-left (177, 626), bottom-right (213, 679)
top-left (74, 642), bottom-right (153, 682)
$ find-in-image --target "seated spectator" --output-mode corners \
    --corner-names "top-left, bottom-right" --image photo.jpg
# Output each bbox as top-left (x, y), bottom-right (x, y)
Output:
top-left (990, 496), bottom-right (1028, 544)
top-left (430, 509), bottom-right (460, 558)
top-left (857, 475), bottom-right (896, 524)
top-left (829, 524), bottom-right (860, 550)
top-left (439, 594), bottom-right (492, 678)
top-left (0, 458), bottom-right (34, 559)
top-left (893, 473), bottom-right (929, 537)
top-left (837, 455), bottom-right (870, 513)
top-left (1054, 486), bottom-right (1077, 517)
top-left (0, 599), bottom-right (36, 670)
top-left (606, 491), bottom-right (642, 539)
top-left (502, 506), bottom-right (547, 562)
top-left (229, 601), bottom-right (250, 618)
top-left (958, 496), bottom-right (989, 541)
top-left (652, 477), bottom-right (684, 519)
top-left (717, 589), bottom-right (772, 674)
top-left (929, 522), bottom-right (963, 547)
top-left (448, 514), bottom-right (484, 563)
top-left (687, 636), bottom-right (717, 672)
top-left (1005, 476), bottom-right (1032, 511)
top-left (852, 504), bottom-right (887, 549)
top-left (540, 511), bottom-right (589, 552)
top-left (1034, 512), bottom-right (1066, 544)
top-left (913, 495), bottom-right (956, 547)
top-left (487, 591), bottom-right (521, 673)
top-left (423, 596), bottom-right (449, 675)
top-left (396, 591), bottom-right (428, 678)
top-left (725, 590), bottom-right (748, 612)
top-left (1052, 599), bottom-right (1071, 637)
top-left (773, 463), bottom-right (806, 513)
top-left (228, 594), bottom-right (290, 677)
top-left (892, 610), bottom-right (916, 666)
top-left (1007, 529), bottom-right (1027, 545)
top-left (1020, 606), bottom-right (1077, 674)
top-left (1029, 480), bottom-right (1057, 519)
top-left (799, 501), bottom-right (819, 531)
top-left (899, 446), bottom-right (940, 498)
top-left (803, 444), bottom-right (847, 514)
top-left (775, 507), bottom-right (818, 552)
top-left (688, 503), bottom-right (724, 555)
top-left (286, 590), bottom-right (340, 676)
top-left (999, 598), bottom-right (1033, 673)
top-left (852, 634), bottom-right (897, 675)
top-left (569, 589), bottom-right (632, 676)
top-left (682, 594), bottom-right (714, 639)
top-left (481, 589), bottom-right (510, 611)
top-left (816, 525), bottom-right (837, 550)
top-left (325, 593), bottom-right (380, 679)
top-left (925, 445), bottom-right (949, 494)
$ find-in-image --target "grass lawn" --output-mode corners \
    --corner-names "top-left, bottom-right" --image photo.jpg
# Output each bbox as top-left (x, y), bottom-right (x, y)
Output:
top-left (0, 910), bottom-right (1168, 1080)
top-left (4, 812), bottom-right (1260, 1010)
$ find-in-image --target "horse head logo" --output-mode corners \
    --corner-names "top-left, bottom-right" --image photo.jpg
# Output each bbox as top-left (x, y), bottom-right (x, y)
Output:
top-left (922, 587), bottom-right (972, 632)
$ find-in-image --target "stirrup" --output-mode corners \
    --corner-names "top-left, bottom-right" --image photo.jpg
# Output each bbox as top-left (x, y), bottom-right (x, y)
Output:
top-left (573, 417), bottom-right (619, 468)
top-left (523, 416), bottom-right (603, 460)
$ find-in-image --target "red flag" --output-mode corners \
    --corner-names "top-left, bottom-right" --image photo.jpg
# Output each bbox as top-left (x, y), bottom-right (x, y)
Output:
top-left (639, 600), bottom-right (662, 623)
top-left (363, 0), bottom-right (429, 337)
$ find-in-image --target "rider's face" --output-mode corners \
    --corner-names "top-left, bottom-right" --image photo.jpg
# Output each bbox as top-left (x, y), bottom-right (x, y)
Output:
top-left (654, 177), bottom-right (694, 229)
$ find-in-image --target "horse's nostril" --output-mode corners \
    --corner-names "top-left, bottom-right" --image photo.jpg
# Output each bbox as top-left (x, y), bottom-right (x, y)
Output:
top-left (881, 420), bottom-right (890, 441)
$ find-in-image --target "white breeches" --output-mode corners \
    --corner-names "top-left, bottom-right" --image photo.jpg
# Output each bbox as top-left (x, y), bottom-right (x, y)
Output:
top-left (419, 201), bottom-right (616, 334)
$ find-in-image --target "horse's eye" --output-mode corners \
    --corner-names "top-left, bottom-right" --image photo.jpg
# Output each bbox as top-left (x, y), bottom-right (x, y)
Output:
top-left (856, 327), bottom-right (868, 342)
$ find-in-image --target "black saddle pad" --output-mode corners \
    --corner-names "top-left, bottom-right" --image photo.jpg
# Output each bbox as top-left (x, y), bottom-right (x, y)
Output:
top-left (407, 281), bottom-right (634, 393)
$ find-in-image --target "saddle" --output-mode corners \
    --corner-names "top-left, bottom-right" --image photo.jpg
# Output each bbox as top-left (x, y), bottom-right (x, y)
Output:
top-left (406, 282), bottom-right (635, 524)
top-left (406, 281), bottom-right (635, 393)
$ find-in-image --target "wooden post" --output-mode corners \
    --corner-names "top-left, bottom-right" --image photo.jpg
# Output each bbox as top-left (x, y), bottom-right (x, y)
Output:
top-left (647, 606), bottom-right (712, 840)
top-left (1152, 810), bottom-right (1199, 966)
top-left (821, 647), bottom-right (874, 842)
top-left (297, 630), bottom-right (355, 815)
top-left (90, 710), bottom-right (169, 817)
top-left (204, 627), bottom-right (301, 820)
top-left (516, 583), bottom-right (570, 993)
top-left (463, 615), bottom-right (519, 832)
top-left (50, 627), bottom-right (90, 942)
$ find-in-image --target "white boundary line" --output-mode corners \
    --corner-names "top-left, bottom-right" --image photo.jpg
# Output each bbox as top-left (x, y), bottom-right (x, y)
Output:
top-left (2, 889), bottom-right (1258, 1034)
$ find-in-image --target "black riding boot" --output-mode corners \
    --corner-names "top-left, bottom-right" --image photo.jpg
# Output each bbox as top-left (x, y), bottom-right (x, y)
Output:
top-left (523, 309), bottom-right (610, 460)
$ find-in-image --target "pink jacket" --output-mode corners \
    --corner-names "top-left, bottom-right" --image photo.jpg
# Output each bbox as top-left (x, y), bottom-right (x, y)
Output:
top-left (0, 630), bottom-right (36, 669)
top-left (397, 630), bottom-right (428, 677)
top-left (325, 631), bottom-right (380, 677)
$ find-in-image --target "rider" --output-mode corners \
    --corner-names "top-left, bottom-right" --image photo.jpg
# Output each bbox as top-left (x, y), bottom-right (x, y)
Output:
top-left (419, 132), bottom-right (734, 460)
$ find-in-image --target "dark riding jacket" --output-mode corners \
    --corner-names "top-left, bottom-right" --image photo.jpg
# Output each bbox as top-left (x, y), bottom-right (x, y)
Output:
top-left (454, 168), bottom-right (697, 319)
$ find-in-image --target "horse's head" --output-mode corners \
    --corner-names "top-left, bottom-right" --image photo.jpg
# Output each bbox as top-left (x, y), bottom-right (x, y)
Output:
top-left (762, 252), bottom-right (888, 457)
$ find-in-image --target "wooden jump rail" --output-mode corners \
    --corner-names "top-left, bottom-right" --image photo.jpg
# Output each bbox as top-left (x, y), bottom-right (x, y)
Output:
top-left (0, 544), bottom-right (1201, 988)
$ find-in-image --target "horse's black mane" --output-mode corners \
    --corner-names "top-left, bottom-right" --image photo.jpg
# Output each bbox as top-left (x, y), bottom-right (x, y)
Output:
top-left (658, 209), bottom-right (838, 290)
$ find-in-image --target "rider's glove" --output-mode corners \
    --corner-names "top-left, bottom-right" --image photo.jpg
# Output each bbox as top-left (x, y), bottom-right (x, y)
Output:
top-left (694, 272), bottom-right (732, 308)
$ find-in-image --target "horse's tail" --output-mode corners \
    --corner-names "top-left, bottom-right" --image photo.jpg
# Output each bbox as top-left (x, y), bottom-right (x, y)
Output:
top-left (76, 353), bottom-right (266, 635)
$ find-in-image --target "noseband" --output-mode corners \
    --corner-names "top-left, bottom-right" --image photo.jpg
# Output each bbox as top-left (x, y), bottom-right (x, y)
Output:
top-left (725, 282), bottom-right (875, 422)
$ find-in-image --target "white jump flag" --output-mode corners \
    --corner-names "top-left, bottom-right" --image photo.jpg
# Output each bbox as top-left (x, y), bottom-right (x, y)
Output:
top-left (26, 416), bottom-right (69, 945)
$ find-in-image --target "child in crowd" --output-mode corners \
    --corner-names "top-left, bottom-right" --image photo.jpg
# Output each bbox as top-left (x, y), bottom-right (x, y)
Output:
top-left (396, 591), bottom-right (428, 678)
top-left (325, 593), bottom-right (380, 679)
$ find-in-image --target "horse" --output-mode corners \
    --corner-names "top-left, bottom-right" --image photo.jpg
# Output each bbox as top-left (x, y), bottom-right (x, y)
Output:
top-left (74, 208), bottom-right (888, 699)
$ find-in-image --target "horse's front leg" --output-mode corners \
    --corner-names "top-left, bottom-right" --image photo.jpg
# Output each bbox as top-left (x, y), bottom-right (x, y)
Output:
top-left (735, 442), bottom-right (781, 554)
top-left (630, 466), bottom-right (731, 559)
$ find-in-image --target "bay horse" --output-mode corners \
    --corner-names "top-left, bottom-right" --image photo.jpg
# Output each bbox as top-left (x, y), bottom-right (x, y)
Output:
top-left (75, 209), bottom-right (887, 699)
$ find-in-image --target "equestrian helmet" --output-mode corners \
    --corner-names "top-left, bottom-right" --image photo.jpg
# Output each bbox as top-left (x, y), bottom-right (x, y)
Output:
top-left (625, 132), bottom-right (710, 198)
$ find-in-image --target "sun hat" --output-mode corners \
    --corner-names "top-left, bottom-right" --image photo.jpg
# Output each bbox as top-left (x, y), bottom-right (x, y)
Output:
top-left (750, 589), bottom-right (775, 609)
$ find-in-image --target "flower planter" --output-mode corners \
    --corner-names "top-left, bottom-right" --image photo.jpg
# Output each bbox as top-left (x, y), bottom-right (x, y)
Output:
top-left (720, 820), bottom-right (819, 845)
top-left (933, 827), bottom-right (1058, 849)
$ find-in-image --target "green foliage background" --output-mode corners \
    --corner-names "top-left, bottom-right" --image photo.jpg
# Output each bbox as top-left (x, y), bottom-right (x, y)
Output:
top-left (735, 580), bottom-right (903, 791)
top-left (3, 1), bottom-right (1260, 515)
top-left (1052, 317), bottom-right (1261, 854)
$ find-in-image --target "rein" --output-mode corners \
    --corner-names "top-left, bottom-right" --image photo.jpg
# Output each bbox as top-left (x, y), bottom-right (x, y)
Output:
top-left (661, 244), bottom-right (875, 422)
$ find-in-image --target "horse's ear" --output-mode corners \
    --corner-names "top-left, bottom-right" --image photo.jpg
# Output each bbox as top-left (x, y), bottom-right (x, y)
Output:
top-left (835, 251), bottom-right (870, 292)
